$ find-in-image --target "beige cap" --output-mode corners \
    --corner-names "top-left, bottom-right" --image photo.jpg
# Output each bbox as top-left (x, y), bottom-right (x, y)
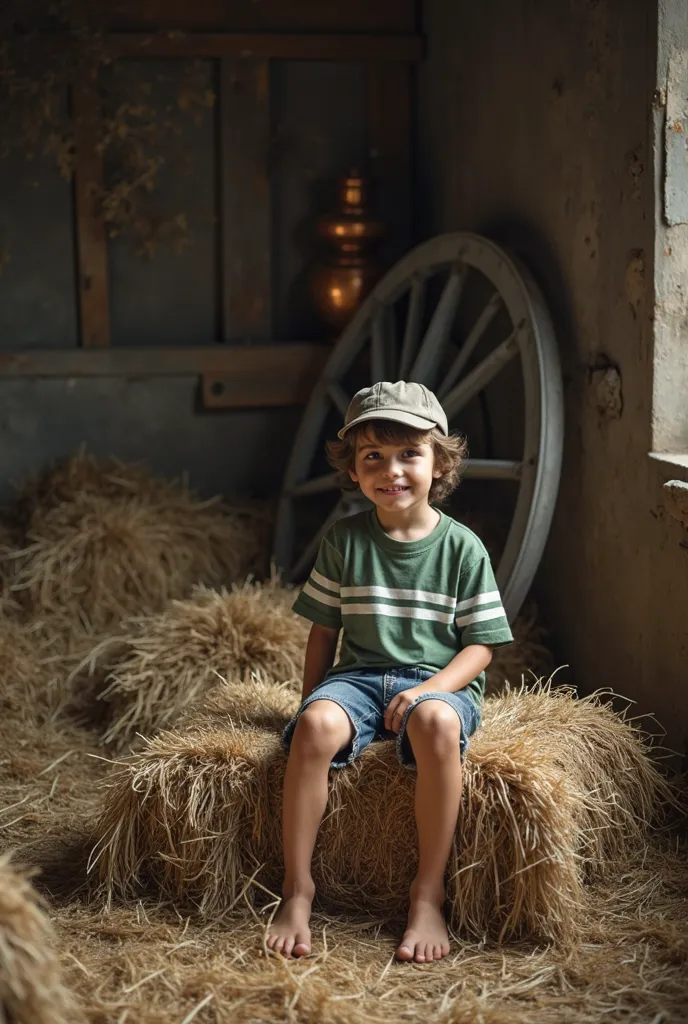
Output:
top-left (337, 380), bottom-right (448, 439)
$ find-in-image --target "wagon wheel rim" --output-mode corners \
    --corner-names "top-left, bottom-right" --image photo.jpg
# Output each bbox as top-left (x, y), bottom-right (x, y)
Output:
top-left (273, 233), bottom-right (564, 622)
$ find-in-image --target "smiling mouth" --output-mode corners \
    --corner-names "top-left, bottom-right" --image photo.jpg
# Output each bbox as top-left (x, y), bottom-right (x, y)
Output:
top-left (377, 485), bottom-right (410, 494)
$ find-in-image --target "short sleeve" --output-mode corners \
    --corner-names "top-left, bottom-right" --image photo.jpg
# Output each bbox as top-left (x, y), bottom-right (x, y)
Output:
top-left (455, 554), bottom-right (513, 648)
top-left (292, 531), bottom-right (343, 630)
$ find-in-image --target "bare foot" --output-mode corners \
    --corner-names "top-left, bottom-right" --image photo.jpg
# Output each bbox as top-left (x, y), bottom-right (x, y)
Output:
top-left (396, 892), bottom-right (450, 963)
top-left (266, 889), bottom-right (313, 958)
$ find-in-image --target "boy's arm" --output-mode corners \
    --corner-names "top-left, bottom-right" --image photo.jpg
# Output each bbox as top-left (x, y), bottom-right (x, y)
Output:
top-left (301, 623), bottom-right (340, 701)
top-left (414, 644), bottom-right (492, 695)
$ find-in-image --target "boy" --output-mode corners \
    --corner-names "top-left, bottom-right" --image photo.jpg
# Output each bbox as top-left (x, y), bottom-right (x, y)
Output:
top-left (267, 381), bottom-right (513, 963)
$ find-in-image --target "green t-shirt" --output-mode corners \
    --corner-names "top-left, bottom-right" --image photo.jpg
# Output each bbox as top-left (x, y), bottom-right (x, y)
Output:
top-left (292, 508), bottom-right (513, 708)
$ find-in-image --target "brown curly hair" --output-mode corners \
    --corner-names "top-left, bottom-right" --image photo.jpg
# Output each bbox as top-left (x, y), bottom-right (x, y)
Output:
top-left (326, 420), bottom-right (467, 504)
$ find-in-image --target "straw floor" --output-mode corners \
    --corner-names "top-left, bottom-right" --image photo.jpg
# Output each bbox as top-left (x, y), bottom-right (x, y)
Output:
top-left (0, 457), bottom-right (686, 1022)
top-left (1, 709), bottom-right (686, 1024)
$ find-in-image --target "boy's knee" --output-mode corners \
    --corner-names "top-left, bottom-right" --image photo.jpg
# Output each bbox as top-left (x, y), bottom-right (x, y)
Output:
top-left (292, 701), bottom-right (351, 758)
top-left (406, 700), bottom-right (461, 755)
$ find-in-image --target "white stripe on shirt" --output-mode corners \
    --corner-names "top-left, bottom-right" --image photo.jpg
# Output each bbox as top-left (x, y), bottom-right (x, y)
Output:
top-left (455, 589), bottom-right (501, 612)
top-left (302, 580), bottom-right (340, 608)
top-left (455, 605), bottom-right (506, 627)
top-left (340, 584), bottom-right (455, 608)
top-left (310, 568), bottom-right (340, 594)
top-left (343, 602), bottom-right (455, 624)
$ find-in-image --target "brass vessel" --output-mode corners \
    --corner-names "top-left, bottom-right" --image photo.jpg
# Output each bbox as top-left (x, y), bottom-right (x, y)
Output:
top-left (310, 169), bottom-right (385, 335)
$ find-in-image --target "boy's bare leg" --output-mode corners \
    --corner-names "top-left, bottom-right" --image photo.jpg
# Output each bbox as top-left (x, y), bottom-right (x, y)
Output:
top-left (396, 701), bottom-right (463, 963)
top-left (266, 700), bottom-right (354, 958)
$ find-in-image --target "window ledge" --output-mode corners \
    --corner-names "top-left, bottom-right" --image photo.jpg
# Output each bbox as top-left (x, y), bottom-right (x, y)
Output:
top-left (649, 454), bottom-right (688, 529)
top-left (649, 451), bottom-right (688, 480)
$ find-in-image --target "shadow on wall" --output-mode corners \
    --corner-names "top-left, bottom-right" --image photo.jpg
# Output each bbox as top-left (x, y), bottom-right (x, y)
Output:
top-left (476, 216), bottom-right (580, 685)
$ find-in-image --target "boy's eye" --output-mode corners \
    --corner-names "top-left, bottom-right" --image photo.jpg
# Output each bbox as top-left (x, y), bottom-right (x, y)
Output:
top-left (363, 451), bottom-right (381, 460)
top-left (403, 449), bottom-right (420, 458)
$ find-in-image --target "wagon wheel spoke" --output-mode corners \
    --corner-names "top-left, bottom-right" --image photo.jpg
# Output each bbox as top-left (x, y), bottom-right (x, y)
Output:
top-left (408, 264), bottom-right (466, 388)
top-left (290, 504), bottom-right (343, 580)
top-left (443, 329), bottom-right (521, 420)
top-left (462, 459), bottom-right (522, 481)
top-left (371, 306), bottom-right (397, 382)
top-left (327, 381), bottom-right (351, 417)
top-left (437, 292), bottom-right (504, 400)
top-left (289, 471), bottom-right (341, 498)
top-left (290, 495), bottom-right (368, 580)
top-left (399, 274), bottom-right (427, 378)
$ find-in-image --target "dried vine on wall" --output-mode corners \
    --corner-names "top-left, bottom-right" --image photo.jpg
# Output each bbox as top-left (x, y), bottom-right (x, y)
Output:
top-left (0, 0), bottom-right (215, 260)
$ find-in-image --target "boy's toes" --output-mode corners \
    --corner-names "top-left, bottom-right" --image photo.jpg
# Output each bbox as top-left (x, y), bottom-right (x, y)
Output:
top-left (293, 941), bottom-right (311, 957)
top-left (395, 943), bottom-right (414, 962)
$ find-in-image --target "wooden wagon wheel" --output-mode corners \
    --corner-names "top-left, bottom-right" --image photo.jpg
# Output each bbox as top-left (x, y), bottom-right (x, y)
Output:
top-left (273, 233), bottom-right (563, 621)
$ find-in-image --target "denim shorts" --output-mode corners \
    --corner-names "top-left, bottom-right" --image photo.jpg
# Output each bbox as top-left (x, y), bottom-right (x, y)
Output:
top-left (282, 667), bottom-right (482, 770)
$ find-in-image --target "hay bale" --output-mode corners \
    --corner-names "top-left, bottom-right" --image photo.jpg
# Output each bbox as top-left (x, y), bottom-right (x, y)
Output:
top-left (89, 579), bottom-right (308, 750)
top-left (0, 604), bottom-right (53, 721)
top-left (6, 453), bottom-right (265, 631)
top-left (177, 677), bottom-right (300, 734)
top-left (92, 684), bottom-right (672, 945)
top-left (0, 515), bottom-right (19, 598)
top-left (0, 592), bottom-right (110, 723)
top-left (0, 854), bottom-right (79, 1024)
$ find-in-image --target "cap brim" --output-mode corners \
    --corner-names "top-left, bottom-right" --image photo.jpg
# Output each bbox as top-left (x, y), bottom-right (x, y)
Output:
top-left (337, 409), bottom-right (446, 439)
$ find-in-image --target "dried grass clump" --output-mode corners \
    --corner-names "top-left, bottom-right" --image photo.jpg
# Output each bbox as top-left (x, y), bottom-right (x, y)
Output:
top-left (177, 676), bottom-right (300, 734)
top-left (0, 516), bottom-right (20, 595)
top-left (0, 607), bottom-right (52, 721)
top-left (93, 683), bottom-right (673, 945)
top-left (0, 854), bottom-right (80, 1024)
top-left (0, 592), bottom-right (114, 722)
top-left (89, 579), bottom-right (308, 749)
top-left (7, 453), bottom-right (265, 631)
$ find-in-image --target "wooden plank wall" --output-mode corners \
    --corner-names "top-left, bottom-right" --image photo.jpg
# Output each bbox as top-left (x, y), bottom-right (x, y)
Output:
top-left (219, 56), bottom-right (271, 343)
top-left (72, 69), bottom-right (110, 348)
top-left (1, 0), bottom-right (421, 408)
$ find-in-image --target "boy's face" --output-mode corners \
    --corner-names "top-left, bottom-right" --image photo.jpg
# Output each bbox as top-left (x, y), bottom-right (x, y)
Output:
top-left (349, 427), bottom-right (442, 513)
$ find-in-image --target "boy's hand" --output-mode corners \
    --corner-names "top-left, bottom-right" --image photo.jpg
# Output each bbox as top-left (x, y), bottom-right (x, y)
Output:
top-left (385, 687), bottom-right (423, 734)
